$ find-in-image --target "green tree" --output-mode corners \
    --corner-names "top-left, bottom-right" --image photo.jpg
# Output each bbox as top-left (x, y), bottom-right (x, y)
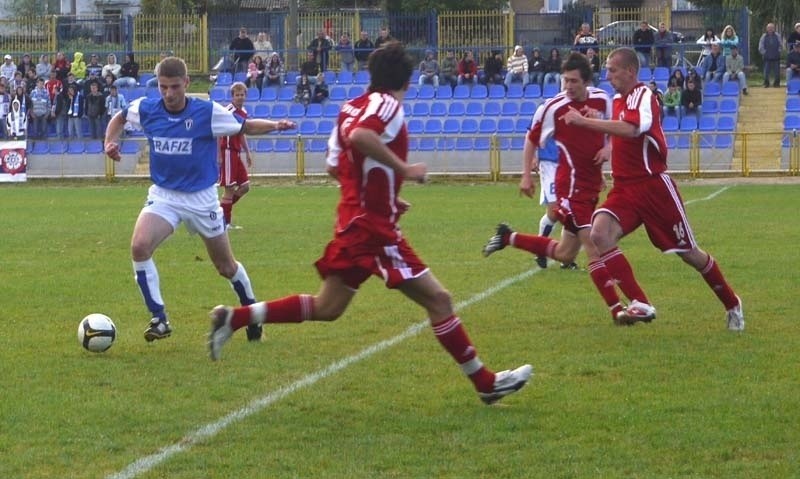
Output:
top-left (1, 0), bottom-right (54, 16)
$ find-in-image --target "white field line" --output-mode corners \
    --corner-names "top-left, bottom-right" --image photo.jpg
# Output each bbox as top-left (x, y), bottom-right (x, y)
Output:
top-left (107, 185), bottom-right (731, 479)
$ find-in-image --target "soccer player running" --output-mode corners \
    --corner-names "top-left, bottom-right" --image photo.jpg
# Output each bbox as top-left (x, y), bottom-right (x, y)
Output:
top-left (483, 52), bottom-right (634, 324)
top-left (104, 57), bottom-right (296, 342)
top-left (219, 82), bottom-right (252, 231)
top-left (208, 42), bottom-right (532, 405)
top-left (561, 47), bottom-right (744, 330)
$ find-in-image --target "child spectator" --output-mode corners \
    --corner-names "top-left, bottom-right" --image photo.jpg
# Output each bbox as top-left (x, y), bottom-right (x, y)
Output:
top-left (53, 51), bottom-right (71, 82)
top-left (265, 52), bottom-right (284, 87)
top-left (71, 52), bottom-right (87, 83)
top-left (311, 72), bottom-right (329, 103)
top-left (0, 82), bottom-right (10, 138)
top-left (85, 81), bottom-right (106, 139)
top-left (663, 81), bottom-right (682, 120)
top-left (30, 77), bottom-right (51, 139)
top-left (5, 97), bottom-right (26, 139)
top-left (680, 79), bottom-right (702, 123)
top-left (294, 74), bottom-right (312, 106)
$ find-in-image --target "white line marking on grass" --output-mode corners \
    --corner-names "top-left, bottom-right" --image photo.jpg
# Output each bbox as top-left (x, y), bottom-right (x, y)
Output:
top-left (685, 185), bottom-right (732, 205)
top-left (107, 268), bottom-right (539, 479)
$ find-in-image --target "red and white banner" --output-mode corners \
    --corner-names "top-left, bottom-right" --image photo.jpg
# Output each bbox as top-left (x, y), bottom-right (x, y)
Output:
top-left (0, 140), bottom-right (27, 182)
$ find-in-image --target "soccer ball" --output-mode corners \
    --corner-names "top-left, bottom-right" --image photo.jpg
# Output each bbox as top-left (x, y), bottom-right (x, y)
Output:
top-left (78, 314), bottom-right (117, 352)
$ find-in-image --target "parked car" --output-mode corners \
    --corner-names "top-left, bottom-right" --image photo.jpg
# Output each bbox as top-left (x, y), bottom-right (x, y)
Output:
top-left (595, 21), bottom-right (684, 46)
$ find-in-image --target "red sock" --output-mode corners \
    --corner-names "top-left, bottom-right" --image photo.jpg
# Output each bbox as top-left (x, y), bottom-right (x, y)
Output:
top-left (600, 247), bottom-right (650, 304)
top-left (511, 233), bottom-right (557, 258)
top-left (699, 256), bottom-right (739, 310)
top-left (588, 260), bottom-right (624, 319)
top-left (231, 294), bottom-right (313, 330)
top-left (221, 198), bottom-right (233, 225)
top-left (433, 316), bottom-right (495, 393)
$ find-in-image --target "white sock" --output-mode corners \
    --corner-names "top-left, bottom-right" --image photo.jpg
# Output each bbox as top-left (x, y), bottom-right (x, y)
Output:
top-left (133, 258), bottom-right (165, 316)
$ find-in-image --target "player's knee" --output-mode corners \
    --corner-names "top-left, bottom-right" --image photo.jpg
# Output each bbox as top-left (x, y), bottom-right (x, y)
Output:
top-left (130, 241), bottom-right (153, 261)
top-left (313, 300), bottom-right (346, 321)
top-left (589, 228), bottom-right (613, 252)
top-left (427, 288), bottom-right (454, 317)
top-left (237, 184), bottom-right (250, 196)
top-left (216, 261), bottom-right (239, 279)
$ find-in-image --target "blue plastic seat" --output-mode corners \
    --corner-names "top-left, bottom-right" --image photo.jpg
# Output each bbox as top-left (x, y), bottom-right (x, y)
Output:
top-left (679, 117), bottom-right (698, 131)
top-left (85, 140), bottom-right (103, 154)
top-left (638, 69), bottom-right (653, 81)
top-left (430, 101), bottom-right (447, 117)
top-left (465, 101), bottom-right (483, 116)
top-left (307, 138), bottom-right (328, 152)
top-left (323, 71), bottom-right (336, 84)
top-left (271, 103), bottom-right (289, 118)
top-left (405, 85), bottom-right (418, 100)
top-left (288, 103), bottom-right (306, 118)
top-left (452, 85), bottom-right (470, 99)
top-left (520, 101), bottom-right (537, 117)
top-left (460, 118), bottom-right (478, 134)
top-left (417, 84), bottom-right (435, 100)
top-left (442, 118), bottom-right (460, 134)
top-left (721, 81), bottom-right (740, 97)
top-left (66, 140), bottom-right (84, 154)
top-left (348, 86), bottom-right (365, 98)
top-left (354, 70), bottom-right (370, 84)
top-left (488, 84), bottom-right (506, 99)
top-left (662, 116), bottom-right (679, 132)
top-left (436, 85), bottom-right (452, 99)
top-left (703, 99), bottom-right (719, 114)
top-left (784, 115), bottom-right (800, 130)
top-left (260, 87), bottom-right (278, 101)
top-left (336, 70), bottom-right (353, 84)
top-left (704, 82), bottom-right (721, 96)
top-left (501, 101), bottom-right (519, 116)
top-left (323, 103), bottom-right (340, 118)
top-left (515, 117), bottom-right (530, 133)
top-left (523, 84), bottom-right (541, 98)
top-left (714, 134), bottom-right (733, 148)
top-left (497, 118), bottom-right (515, 134)
top-left (233, 72), bottom-right (247, 83)
top-left (215, 72), bottom-right (232, 86)
top-left (438, 137), bottom-right (455, 151)
top-left (209, 87), bottom-right (227, 102)
top-left (119, 141), bottom-right (140, 154)
top-left (305, 103), bottom-right (323, 118)
top-left (30, 141), bottom-right (49, 154)
top-left (274, 139), bottom-right (294, 152)
top-left (698, 116), bottom-right (716, 131)
top-left (407, 119), bottom-right (424, 134)
top-left (479, 118), bottom-right (497, 133)
top-left (788, 78), bottom-right (800, 94)
top-left (786, 97), bottom-right (800, 112)
top-left (716, 116), bottom-right (735, 131)
top-left (598, 81), bottom-right (615, 97)
top-left (424, 119), bottom-right (442, 134)
top-left (665, 134), bottom-right (678, 149)
top-left (299, 120), bottom-right (317, 136)
top-left (653, 67), bottom-right (670, 81)
top-left (253, 139), bottom-right (273, 153)
top-left (510, 137), bottom-right (525, 150)
top-left (418, 137), bottom-right (436, 151)
top-left (317, 119), bottom-right (335, 135)
top-left (447, 102), bottom-right (465, 116)
top-left (455, 137), bottom-right (473, 150)
top-left (542, 83), bottom-right (560, 98)
top-left (474, 137), bottom-right (492, 151)
top-left (245, 88), bottom-right (260, 101)
top-left (412, 103), bottom-right (430, 117)
top-left (329, 86), bottom-right (347, 101)
top-left (718, 99), bottom-right (737, 114)
top-left (677, 134), bottom-right (692, 148)
top-left (470, 84), bottom-right (488, 99)
top-left (484, 102), bottom-right (501, 116)
top-left (506, 83), bottom-right (523, 99)
top-left (274, 88), bottom-right (292, 102)
top-left (138, 72), bottom-right (154, 85)
top-left (50, 142), bottom-right (68, 154)
top-left (284, 71), bottom-right (298, 85)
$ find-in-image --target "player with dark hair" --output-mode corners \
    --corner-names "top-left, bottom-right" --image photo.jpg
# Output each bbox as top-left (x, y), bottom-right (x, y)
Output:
top-left (562, 47), bottom-right (743, 330)
top-left (104, 56), bottom-right (296, 342)
top-left (483, 52), bottom-right (634, 324)
top-left (208, 42), bottom-right (532, 405)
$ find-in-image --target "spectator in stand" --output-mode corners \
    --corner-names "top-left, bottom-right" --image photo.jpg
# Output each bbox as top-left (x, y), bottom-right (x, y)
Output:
top-left (457, 50), bottom-right (478, 86)
top-left (759, 22), bottom-right (783, 88)
top-left (787, 42), bottom-right (800, 82)
top-left (115, 53), bottom-right (139, 88)
top-left (633, 21), bottom-right (655, 69)
top-left (719, 25), bottom-right (739, 57)
top-left (653, 22), bottom-right (674, 68)
top-left (573, 22), bottom-right (598, 54)
top-left (311, 72), bottom-right (329, 104)
top-left (543, 48), bottom-right (562, 87)
top-left (586, 47), bottom-right (601, 86)
top-left (101, 73), bottom-right (116, 96)
top-left (648, 80), bottom-right (664, 109)
top-left (336, 32), bottom-right (355, 73)
top-left (5, 97), bottom-right (26, 139)
top-left (687, 67), bottom-right (703, 90)
top-left (668, 67), bottom-right (685, 90)
top-left (251, 56), bottom-right (267, 91)
top-left (63, 83), bottom-right (84, 139)
top-left (104, 84), bottom-right (127, 131)
top-left (662, 80), bottom-right (681, 120)
top-left (482, 50), bottom-right (504, 86)
top-left (788, 22), bottom-right (800, 49)
top-left (10, 84), bottom-right (31, 125)
top-left (418, 49), bottom-right (440, 88)
top-left (229, 27), bottom-right (255, 74)
top-left (265, 52), bottom-right (285, 87)
top-left (84, 53), bottom-right (103, 81)
top-left (504, 45), bottom-right (529, 89)
top-left (52, 82), bottom-right (69, 138)
top-left (528, 47), bottom-right (545, 88)
top-left (85, 81), bottom-right (106, 139)
top-left (723, 45), bottom-right (748, 95)
top-left (354, 31), bottom-right (374, 71)
top-left (25, 68), bottom-right (38, 93)
top-left (701, 43), bottom-right (725, 83)
top-left (0, 82), bottom-right (9, 138)
top-left (102, 53), bottom-right (121, 82)
top-left (1, 54), bottom-right (17, 81)
top-left (696, 28), bottom-right (720, 65)
top-left (82, 68), bottom-right (103, 97)
top-left (9, 70), bottom-right (25, 92)
top-left (30, 77), bottom-right (51, 139)
top-left (296, 51), bottom-right (319, 86)
top-left (17, 53), bottom-right (34, 76)
top-left (294, 73), bottom-right (312, 106)
top-left (44, 70), bottom-right (62, 103)
top-left (36, 54), bottom-right (51, 80)
top-left (439, 50), bottom-right (458, 88)
top-left (253, 32), bottom-right (273, 59)
top-left (53, 51), bottom-right (71, 82)
top-left (373, 27), bottom-right (392, 49)
top-left (74, 52), bottom-right (91, 83)
top-left (680, 79), bottom-right (702, 123)
top-left (308, 30), bottom-right (333, 72)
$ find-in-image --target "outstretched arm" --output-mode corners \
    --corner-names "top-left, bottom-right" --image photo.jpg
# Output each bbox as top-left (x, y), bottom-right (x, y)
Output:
top-left (242, 118), bottom-right (296, 135)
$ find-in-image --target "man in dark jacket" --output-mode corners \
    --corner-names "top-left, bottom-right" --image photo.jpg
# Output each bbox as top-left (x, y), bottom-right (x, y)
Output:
top-left (229, 27), bottom-right (255, 74)
top-left (633, 21), bottom-right (655, 68)
top-left (482, 51), bottom-right (504, 86)
top-left (354, 31), bottom-right (374, 70)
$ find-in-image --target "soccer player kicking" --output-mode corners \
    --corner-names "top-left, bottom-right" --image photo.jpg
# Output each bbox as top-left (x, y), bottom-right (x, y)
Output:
top-left (104, 57), bottom-right (296, 343)
top-left (483, 52), bottom-right (637, 325)
top-left (208, 42), bottom-right (532, 405)
top-left (218, 82), bottom-right (253, 233)
top-left (561, 47), bottom-right (744, 331)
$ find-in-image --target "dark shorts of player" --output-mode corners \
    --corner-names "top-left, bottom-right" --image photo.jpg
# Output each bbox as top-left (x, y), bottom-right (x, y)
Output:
top-left (219, 149), bottom-right (249, 187)
top-left (593, 173), bottom-right (697, 253)
top-left (555, 192), bottom-right (599, 235)
top-left (314, 224), bottom-right (429, 290)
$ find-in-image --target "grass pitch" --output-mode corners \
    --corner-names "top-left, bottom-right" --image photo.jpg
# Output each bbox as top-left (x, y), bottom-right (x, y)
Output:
top-left (0, 179), bottom-right (798, 479)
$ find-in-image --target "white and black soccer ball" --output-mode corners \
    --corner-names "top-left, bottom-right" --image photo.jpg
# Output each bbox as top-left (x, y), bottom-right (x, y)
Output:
top-left (77, 314), bottom-right (117, 352)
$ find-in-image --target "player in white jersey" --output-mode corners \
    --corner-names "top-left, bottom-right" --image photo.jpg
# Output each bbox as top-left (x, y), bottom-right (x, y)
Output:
top-left (104, 56), bottom-right (296, 342)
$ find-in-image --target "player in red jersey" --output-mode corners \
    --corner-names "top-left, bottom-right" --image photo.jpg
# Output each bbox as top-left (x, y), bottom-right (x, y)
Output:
top-left (562, 47), bottom-right (744, 331)
top-left (218, 82), bottom-right (252, 231)
top-left (483, 52), bottom-right (635, 323)
top-left (207, 42), bottom-right (532, 404)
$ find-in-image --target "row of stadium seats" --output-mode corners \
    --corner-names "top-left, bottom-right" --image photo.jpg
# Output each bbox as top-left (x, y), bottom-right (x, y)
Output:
top-left (662, 115), bottom-right (736, 132)
top-left (28, 140), bottom-right (139, 155)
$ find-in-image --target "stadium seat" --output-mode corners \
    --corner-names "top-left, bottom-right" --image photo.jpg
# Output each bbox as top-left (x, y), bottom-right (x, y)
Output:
top-left (430, 101), bottom-right (447, 117)
top-left (520, 101), bottom-right (536, 117)
top-left (50, 141), bottom-right (67, 154)
top-left (305, 103), bottom-right (323, 118)
top-left (323, 71), bottom-right (336, 84)
top-left (288, 103), bottom-right (306, 118)
top-left (510, 137), bottom-right (525, 150)
top-left (698, 116), bottom-right (716, 131)
top-left (348, 86), bottom-right (365, 98)
top-left (460, 118), bottom-right (478, 134)
top-left (30, 141), bottom-right (49, 154)
top-left (716, 116), bottom-right (735, 131)
top-left (438, 137), bottom-right (455, 151)
top-left (784, 115), bottom-right (800, 130)
top-left (424, 119), bottom-right (442, 134)
top-left (442, 118), bottom-right (460, 134)
top-left (317, 120), bottom-right (335, 135)
top-left (662, 116), bottom-right (679, 132)
top-left (412, 103), bottom-right (430, 117)
top-left (323, 103), bottom-right (340, 118)
top-left (274, 139), bottom-right (294, 152)
top-left (209, 87), bottom-right (227, 102)
top-left (260, 87), bottom-right (278, 101)
top-left (506, 83), bottom-right (524, 99)
top-left (407, 119), bottom-right (424, 134)
top-left (246, 88), bottom-right (260, 101)
top-left (524, 84), bottom-right (541, 98)
top-left (146, 87), bottom-right (160, 99)
top-left (233, 72), bottom-right (247, 83)
top-left (410, 70), bottom-right (421, 84)
top-left (665, 134), bottom-right (678, 149)
top-left (329, 86), bottom-right (347, 101)
top-left (354, 70), bottom-right (370, 84)
top-left (447, 102), bottom-right (465, 116)
top-left (119, 141), bottom-right (140, 154)
top-left (714, 134), bottom-right (733, 148)
top-left (299, 120), bottom-right (317, 136)
top-left (437, 85), bottom-right (453, 99)
top-left (465, 101), bottom-right (483, 116)
top-left (786, 97), bottom-right (800, 112)
top-left (718, 99), bottom-right (737, 114)
top-left (252, 103), bottom-right (269, 119)
top-left (417, 84), bottom-right (435, 100)
top-left (284, 71), bottom-right (298, 85)
top-left (679, 117), bottom-right (698, 131)
top-left (271, 103), bottom-right (289, 118)
top-left (542, 83), bottom-right (560, 98)
top-left (85, 140), bottom-right (103, 154)
top-left (307, 138), bottom-right (328, 152)
top-left (498, 137), bottom-right (512, 150)
top-left (336, 70), bottom-right (353, 84)
top-left (452, 85), bottom-right (470, 99)
top-left (484, 102), bottom-right (501, 116)
top-left (515, 117), bottom-right (530, 133)
top-left (479, 118), bottom-right (497, 133)
top-left (474, 137), bottom-right (492, 151)
top-left (279, 122), bottom-right (298, 136)
top-left (253, 139), bottom-right (273, 153)
top-left (501, 101), bottom-right (519, 116)
top-left (721, 81), bottom-right (740, 97)
top-left (598, 81), bottom-right (615, 97)
top-left (405, 85), bottom-right (418, 100)
top-left (215, 72), bottom-right (232, 86)
top-left (676, 134), bottom-right (692, 148)
top-left (138, 72), bottom-right (154, 85)
top-left (787, 78), bottom-right (800, 94)
top-left (638, 69), bottom-right (653, 81)
top-left (653, 67), bottom-right (670, 81)
top-left (455, 137), bottom-right (473, 151)
top-left (277, 88), bottom-right (295, 102)
top-left (488, 84), bottom-right (506, 99)
top-left (497, 118), bottom-right (515, 134)
top-left (703, 99), bottom-right (719, 114)
top-left (407, 137), bottom-right (420, 151)
top-left (470, 84), bottom-right (488, 99)
top-left (704, 82), bottom-right (721, 96)
top-left (418, 137), bottom-right (436, 151)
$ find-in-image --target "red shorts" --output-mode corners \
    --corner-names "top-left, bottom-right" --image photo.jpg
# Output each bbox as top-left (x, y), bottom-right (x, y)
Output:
top-left (219, 149), bottom-right (249, 187)
top-left (555, 191), bottom-right (599, 234)
top-left (594, 173), bottom-right (697, 253)
top-left (314, 225), bottom-right (429, 290)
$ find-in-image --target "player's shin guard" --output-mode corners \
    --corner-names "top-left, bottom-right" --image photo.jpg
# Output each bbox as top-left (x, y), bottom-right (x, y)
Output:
top-left (539, 214), bottom-right (555, 238)
top-left (433, 315), bottom-right (495, 393)
top-left (133, 259), bottom-right (165, 319)
top-left (600, 247), bottom-right (650, 304)
top-left (230, 261), bottom-right (256, 305)
top-left (698, 255), bottom-right (739, 310)
top-left (511, 234), bottom-right (557, 258)
top-left (588, 260), bottom-right (624, 319)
